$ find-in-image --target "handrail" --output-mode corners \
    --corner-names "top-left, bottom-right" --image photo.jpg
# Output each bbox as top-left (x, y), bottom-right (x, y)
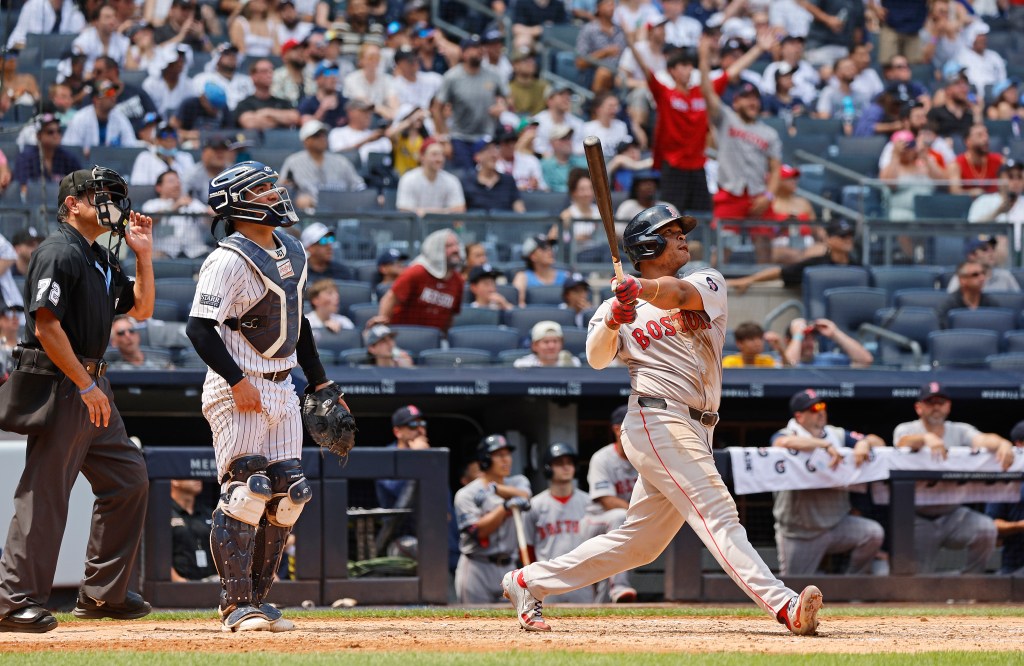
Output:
top-left (762, 299), bottom-right (805, 332)
top-left (793, 149), bottom-right (871, 186)
top-left (857, 323), bottom-right (923, 369)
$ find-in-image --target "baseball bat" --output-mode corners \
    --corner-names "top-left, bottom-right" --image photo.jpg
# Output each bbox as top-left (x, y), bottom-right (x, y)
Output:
top-left (583, 136), bottom-right (626, 284)
top-left (511, 506), bottom-right (531, 566)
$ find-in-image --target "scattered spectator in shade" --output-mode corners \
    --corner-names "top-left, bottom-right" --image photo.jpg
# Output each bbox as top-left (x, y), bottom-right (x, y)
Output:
top-left (143, 45), bottom-right (194, 123)
top-left (392, 45), bottom-right (442, 112)
top-left (949, 124), bottom-right (1002, 196)
top-left (937, 259), bottom-right (998, 328)
top-left (6, 0), bottom-right (85, 52)
top-left (343, 42), bottom-right (399, 121)
top-left (10, 227), bottom-right (43, 278)
top-left (814, 57), bottom-right (865, 123)
top-left (139, 170), bottom-right (210, 259)
top-left (514, 320), bottom-right (582, 368)
top-left (508, 48), bottom-right (549, 116)
top-left (173, 82), bottom-right (231, 143)
top-left (281, 119), bottom-right (365, 209)
top-left (540, 125), bottom-right (586, 193)
top-left (853, 80), bottom-right (908, 137)
top-left (468, 263), bottom-right (515, 311)
top-left (986, 78), bottom-right (1022, 121)
top-left (298, 60), bottom-right (348, 128)
top-left (760, 63), bottom-right (809, 121)
top-left (765, 164), bottom-right (820, 264)
top-left (920, 0), bottom-right (969, 72)
top-left (575, 0), bottom-right (626, 94)
top-left (880, 54), bottom-right (930, 108)
top-left (233, 58), bottom-right (300, 129)
top-left (955, 20), bottom-right (1006, 96)
top-left (532, 87), bottom-right (585, 158)
top-left (375, 248), bottom-right (409, 288)
top-left (560, 273), bottom-right (592, 328)
top-left (581, 92), bottom-right (632, 159)
top-left (661, 0), bottom-right (702, 47)
top-left (513, 0), bottom-right (569, 50)
top-left (228, 0), bottom-right (281, 57)
top-left (849, 42), bottom-right (884, 106)
top-left (301, 222), bottom-right (353, 281)
top-left (63, 80), bottom-right (140, 149)
top-left (512, 235), bottom-right (570, 307)
top-left (192, 44), bottom-right (254, 112)
top-left (155, 0), bottom-right (216, 54)
top-left (183, 134), bottom-right (237, 204)
top-left (481, 28), bottom-right (513, 83)
top-left (784, 317), bottom-right (874, 368)
top-left (984, 421), bottom-right (1024, 575)
top-left (130, 122), bottom-right (196, 186)
top-left (108, 315), bottom-right (171, 369)
top-left (723, 321), bottom-right (787, 368)
top-left (879, 129), bottom-right (944, 229)
top-left (615, 169), bottom-right (666, 223)
top-left (72, 5), bottom-right (130, 76)
top-left (327, 99), bottom-right (392, 165)
top-left (461, 243), bottom-right (489, 281)
top-left (374, 228), bottom-right (464, 332)
top-left (396, 137), bottom-right (466, 216)
top-left (363, 325), bottom-right (415, 368)
top-left (271, 38), bottom-right (311, 106)
top-left (874, 0), bottom-right (927, 66)
top-left (945, 238), bottom-right (1020, 294)
top-left (89, 56), bottom-right (160, 137)
top-left (14, 112), bottom-right (82, 194)
top-left (0, 305), bottom-right (22, 357)
top-left (927, 64), bottom-right (974, 140)
top-left (169, 479), bottom-right (216, 582)
top-left (878, 101), bottom-right (952, 171)
top-left (801, 0), bottom-right (865, 69)
top-left (462, 137), bottom-right (525, 213)
top-left (555, 168), bottom-right (599, 243)
top-left (968, 160), bottom-right (1024, 265)
top-left (497, 121), bottom-right (548, 192)
top-left (305, 279), bottom-right (356, 333)
top-left (760, 35), bottom-right (821, 107)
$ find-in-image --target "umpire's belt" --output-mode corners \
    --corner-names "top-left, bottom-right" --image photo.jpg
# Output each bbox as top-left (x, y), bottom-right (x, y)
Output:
top-left (466, 553), bottom-right (513, 566)
top-left (249, 368), bottom-right (293, 383)
top-left (636, 396), bottom-right (719, 428)
top-left (14, 346), bottom-right (107, 378)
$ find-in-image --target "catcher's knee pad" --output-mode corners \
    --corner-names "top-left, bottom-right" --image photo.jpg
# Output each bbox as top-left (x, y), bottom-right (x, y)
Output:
top-left (265, 459), bottom-right (311, 528)
top-left (219, 456), bottom-right (273, 526)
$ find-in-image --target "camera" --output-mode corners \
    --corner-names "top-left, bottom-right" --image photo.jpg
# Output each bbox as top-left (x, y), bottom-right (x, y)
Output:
top-left (802, 325), bottom-right (816, 337)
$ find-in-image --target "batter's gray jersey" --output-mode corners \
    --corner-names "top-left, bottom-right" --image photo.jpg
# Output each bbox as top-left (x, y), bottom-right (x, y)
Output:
top-left (454, 475), bottom-right (532, 556)
top-left (586, 444), bottom-right (638, 515)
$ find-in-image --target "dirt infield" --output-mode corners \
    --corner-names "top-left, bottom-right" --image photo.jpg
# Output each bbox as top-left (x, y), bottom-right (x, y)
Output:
top-left (1, 614), bottom-right (1021, 654)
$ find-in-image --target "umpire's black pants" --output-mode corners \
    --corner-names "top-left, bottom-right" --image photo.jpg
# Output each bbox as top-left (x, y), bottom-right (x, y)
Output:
top-left (0, 374), bottom-right (149, 615)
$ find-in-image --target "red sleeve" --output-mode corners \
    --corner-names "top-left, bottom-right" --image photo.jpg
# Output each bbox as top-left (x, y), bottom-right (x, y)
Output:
top-left (646, 70), bottom-right (669, 104)
top-left (713, 73), bottom-right (728, 96)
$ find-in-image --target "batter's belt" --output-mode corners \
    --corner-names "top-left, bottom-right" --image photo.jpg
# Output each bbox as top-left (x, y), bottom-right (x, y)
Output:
top-left (635, 395), bottom-right (720, 428)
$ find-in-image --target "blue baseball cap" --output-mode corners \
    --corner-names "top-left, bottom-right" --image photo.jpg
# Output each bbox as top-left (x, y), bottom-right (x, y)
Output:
top-left (472, 135), bottom-right (496, 154)
top-left (202, 81), bottom-right (227, 109)
top-left (460, 34), bottom-right (482, 49)
top-left (377, 247), bottom-right (409, 266)
top-left (314, 60), bottom-right (340, 79)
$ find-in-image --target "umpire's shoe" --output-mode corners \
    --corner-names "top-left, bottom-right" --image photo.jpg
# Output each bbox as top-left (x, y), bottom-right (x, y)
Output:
top-left (73, 590), bottom-right (152, 620)
top-left (0, 606), bottom-right (58, 633)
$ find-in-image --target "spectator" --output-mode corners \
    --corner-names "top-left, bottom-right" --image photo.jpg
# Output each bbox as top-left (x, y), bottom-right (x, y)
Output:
top-left (784, 317), bottom-right (874, 367)
top-left (82, 57), bottom-right (158, 139)
top-left (462, 243), bottom-right (489, 280)
top-left (375, 248), bottom-right (409, 288)
top-left (955, 21), bottom-right (1006, 96)
top-left (880, 54), bottom-right (930, 108)
top-left (0, 304), bottom-right (21, 376)
top-left (411, 24), bottom-right (458, 76)
top-left (362, 325), bottom-right (415, 368)
top-left (108, 315), bottom-right (171, 369)
top-left (229, 0), bottom-right (281, 57)
top-left (391, 45), bottom-right (442, 112)
top-left (467, 263), bottom-right (515, 311)
top-left (169, 479), bottom-right (216, 582)
top-left (853, 81), bottom-right (909, 137)
top-left (432, 34), bottom-right (510, 171)
top-left (581, 92), bottom-right (632, 159)
top-left (760, 63), bottom-right (810, 121)
top-left (512, 235), bottom-right (570, 307)
top-left (937, 259), bottom-right (999, 328)
top-left (986, 78), bottom-right (1022, 121)
top-left (575, 0), bottom-right (626, 94)
top-left (729, 218), bottom-right (859, 294)
top-left (280, 119), bottom-right (365, 209)
top-left (130, 122), bottom-right (196, 185)
top-left (395, 137), bottom-right (466, 215)
top-left (327, 99), bottom-right (392, 164)
top-left (815, 57), bottom-right (868, 123)
top-left (771, 389), bottom-right (886, 575)
top-left (496, 124), bottom-right (547, 192)
top-left (800, 0), bottom-right (865, 68)
top-left (126, 20), bottom-right (159, 72)
top-left (764, 164), bottom-right (820, 264)
top-left (920, 0), bottom-right (969, 72)
top-left (173, 82), bottom-right (231, 143)
top-left (305, 279), bottom-right (356, 332)
top-left (555, 168), bottom-right (599, 243)
top-left (481, 28), bottom-right (513, 83)
top-left (277, 0), bottom-right (313, 45)
top-left (375, 404), bottom-right (431, 507)
top-left (760, 35), bottom-right (821, 106)
top-left (926, 65), bottom-right (974, 140)
top-left (879, 129), bottom-right (944, 227)
top-left (508, 49), bottom-right (549, 116)
top-left (661, 0), bottom-right (702, 47)
top-left (72, 6), bottom-right (130, 76)
top-left (192, 44), bottom-right (254, 112)
top-left (6, 0), bottom-right (85, 51)
top-left (946, 238), bottom-right (1020, 293)
top-left (949, 124), bottom-right (1002, 196)
top-left (183, 134), bottom-right (237, 203)
top-left (343, 43), bottom-right (399, 121)
top-left (9, 228), bottom-right (43, 278)
top-left (513, 0), bottom-right (569, 50)
top-left (614, 169), bottom-right (666, 223)
top-left (462, 137), bottom-right (526, 213)
top-left (139, 170), bottom-right (210, 259)
top-left (617, 16), bottom-right (668, 147)
top-left (271, 39), bottom-right (312, 106)
top-left (875, 0), bottom-right (928, 66)
top-left (298, 60), bottom-right (348, 128)
top-left (893, 382), bottom-right (1010, 574)
top-left (532, 87), bottom-right (585, 158)
top-left (143, 45), bottom-right (194, 123)
top-left (460, 459), bottom-right (482, 487)
top-left (968, 161), bottom-right (1024, 264)
top-left (723, 321), bottom-right (787, 368)
top-left (154, 0), bottom-right (214, 53)
top-left (613, 0), bottom-right (660, 42)
top-left (514, 321), bottom-right (582, 368)
top-left (878, 101), bottom-right (952, 171)
top-left (559, 272), bottom-right (592, 327)
top-left (301, 222), bottom-right (353, 282)
top-left (233, 58), bottom-right (300, 129)
top-left (389, 106), bottom-right (431, 176)
top-left (14, 113), bottom-right (82, 193)
top-left (375, 228), bottom-right (464, 332)
top-left (541, 125), bottom-right (587, 193)
top-left (985, 421), bottom-right (1024, 575)
top-left (62, 80), bottom-right (140, 149)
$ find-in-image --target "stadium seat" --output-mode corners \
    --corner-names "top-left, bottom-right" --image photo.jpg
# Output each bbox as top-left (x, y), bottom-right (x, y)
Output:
top-left (503, 306), bottom-right (578, 334)
top-left (823, 287), bottom-right (886, 337)
top-left (386, 325), bottom-right (442, 355)
top-left (560, 327), bottom-right (588, 356)
top-left (349, 302), bottom-right (378, 331)
top-left (447, 325), bottom-right (521, 359)
top-left (152, 299), bottom-right (181, 322)
top-left (985, 291), bottom-right (1024, 312)
top-left (336, 348), bottom-right (372, 366)
top-left (352, 261), bottom-right (379, 283)
top-left (450, 307), bottom-right (502, 327)
top-left (418, 348), bottom-right (492, 367)
top-left (174, 349), bottom-right (209, 369)
top-left (318, 189), bottom-right (380, 212)
top-left (247, 148), bottom-right (294, 171)
top-left (526, 284), bottom-right (567, 305)
top-left (781, 135), bottom-right (832, 168)
top-left (870, 266), bottom-right (942, 303)
top-left (332, 280), bottom-right (374, 316)
top-left (1004, 330), bottom-right (1024, 352)
top-left (89, 146), bottom-right (146, 177)
top-left (929, 329), bottom-right (1000, 368)
top-left (520, 191), bottom-right (568, 214)
top-left (260, 128), bottom-right (303, 149)
top-left (497, 348), bottom-right (532, 366)
top-left (913, 194), bottom-right (974, 220)
top-left (155, 277), bottom-right (199, 321)
top-left (146, 320), bottom-right (190, 351)
top-left (947, 307), bottom-right (1017, 339)
top-left (892, 288), bottom-right (948, 310)
top-left (874, 306), bottom-right (941, 366)
top-left (836, 135), bottom-right (888, 160)
top-left (802, 265), bottom-right (871, 320)
top-left (1012, 269), bottom-right (1024, 291)
top-left (375, 282), bottom-right (391, 300)
top-left (151, 259), bottom-right (198, 279)
top-left (987, 352), bottom-right (1024, 370)
top-left (312, 329), bottom-right (363, 353)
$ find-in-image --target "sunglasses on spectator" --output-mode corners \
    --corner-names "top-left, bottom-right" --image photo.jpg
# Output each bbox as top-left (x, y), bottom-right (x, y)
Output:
top-left (806, 402), bottom-right (826, 413)
top-left (115, 328), bottom-right (137, 336)
top-left (404, 420), bottom-right (427, 428)
top-left (316, 235), bottom-right (336, 245)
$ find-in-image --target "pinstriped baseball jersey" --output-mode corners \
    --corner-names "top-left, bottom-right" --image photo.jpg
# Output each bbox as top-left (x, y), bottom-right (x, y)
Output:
top-left (524, 488), bottom-right (591, 562)
top-left (189, 231), bottom-right (306, 375)
top-left (588, 268), bottom-right (727, 412)
top-left (585, 444), bottom-right (637, 515)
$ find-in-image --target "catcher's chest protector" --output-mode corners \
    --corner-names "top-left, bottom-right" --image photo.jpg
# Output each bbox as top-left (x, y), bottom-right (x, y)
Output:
top-left (220, 231), bottom-right (307, 359)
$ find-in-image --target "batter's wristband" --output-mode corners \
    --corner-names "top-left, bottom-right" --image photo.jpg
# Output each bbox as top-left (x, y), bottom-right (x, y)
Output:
top-left (79, 381), bottom-right (97, 395)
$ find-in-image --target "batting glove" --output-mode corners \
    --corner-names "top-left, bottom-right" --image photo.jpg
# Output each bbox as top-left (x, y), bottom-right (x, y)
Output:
top-left (504, 497), bottom-right (531, 512)
top-left (608, 299), bottom-right (637, 325)
top-left (614, 275), bottom-right (641, 303)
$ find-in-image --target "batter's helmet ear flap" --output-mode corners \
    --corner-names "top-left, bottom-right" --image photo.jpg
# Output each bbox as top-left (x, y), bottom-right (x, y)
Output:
top-left (542, 442), bottom-right (578, 479)
top-left (477, 434), bottom-right (513, 471)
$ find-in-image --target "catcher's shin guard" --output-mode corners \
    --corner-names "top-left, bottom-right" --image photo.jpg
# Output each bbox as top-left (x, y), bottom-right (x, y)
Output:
top-left (252, 518), bottom-right (292, 605)
top-left (252, 459), bottom-right (310, 604)
top-left (211, 456), bottom-right (272, 612)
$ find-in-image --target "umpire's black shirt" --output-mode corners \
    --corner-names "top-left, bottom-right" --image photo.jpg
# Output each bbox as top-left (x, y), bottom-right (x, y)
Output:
top-left (22, 224), bottom-right (136, 359)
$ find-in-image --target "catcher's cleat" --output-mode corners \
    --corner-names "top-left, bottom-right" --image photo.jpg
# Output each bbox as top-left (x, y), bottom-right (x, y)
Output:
top-left (73, 591), bottom-right (151, 620)
top-left (777, 585), bottom-right (823, 636)
top-left (221, 604), bottom-right (271, 632)
top-left (502, 569), bottom-right (551, 632)
top-left (259, 603), bottom-right (296, 632)
top-left (610, 586), bottom-right (637, 603)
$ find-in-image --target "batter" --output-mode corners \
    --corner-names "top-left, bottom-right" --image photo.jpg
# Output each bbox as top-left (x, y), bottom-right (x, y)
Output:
top-left (502, 204), bottom-right (823, 635)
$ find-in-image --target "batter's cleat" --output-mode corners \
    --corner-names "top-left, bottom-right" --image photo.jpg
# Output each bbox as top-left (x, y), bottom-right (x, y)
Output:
top-left (502, 569), bottom-right (550, 632)
top-left (73, 591), bottom-right (152, 620)
top-left (777, 585), bottom-right (823, 636)
top-left (610, 586), bottom-right (637, 603)
top-left (221, 604), bottom-right (271, 632)
top-left (258, 603), bottom-right (296, 632)
top-left (0, 606), bottom-right (58, 633)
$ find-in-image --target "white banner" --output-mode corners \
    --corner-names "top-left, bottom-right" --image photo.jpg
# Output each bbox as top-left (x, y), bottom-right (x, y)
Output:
top-left (726, 446), bottom-right (1024, 498)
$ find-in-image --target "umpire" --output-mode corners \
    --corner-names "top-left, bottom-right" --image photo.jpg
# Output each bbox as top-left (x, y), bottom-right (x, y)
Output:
top-left (0, 167), bottom-right (155, 633)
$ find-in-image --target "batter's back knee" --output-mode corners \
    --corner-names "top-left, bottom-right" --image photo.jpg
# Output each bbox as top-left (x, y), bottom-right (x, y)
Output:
top-left (266, 459), bottom-right (312, 527)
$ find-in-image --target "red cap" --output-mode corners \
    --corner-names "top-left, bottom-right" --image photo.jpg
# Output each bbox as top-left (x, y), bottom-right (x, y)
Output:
top-left (281, 39), bottom-right (302, 56)
top-left (419, 136), bottom-right (439, 156)
top-left (779, 164), bottom-right (801, 179)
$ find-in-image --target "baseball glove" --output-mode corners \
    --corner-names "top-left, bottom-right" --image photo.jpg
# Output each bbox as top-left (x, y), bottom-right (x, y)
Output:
top-left (301, 382), bottom-right (356, 459)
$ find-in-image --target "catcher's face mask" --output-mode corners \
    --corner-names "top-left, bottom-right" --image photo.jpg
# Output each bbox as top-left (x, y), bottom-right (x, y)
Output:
top-left (64, 167), bottom-right (132, 236)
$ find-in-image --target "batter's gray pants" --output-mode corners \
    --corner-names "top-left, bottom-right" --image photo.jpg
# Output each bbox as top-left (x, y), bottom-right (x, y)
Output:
top-left (776, 514), bottom-right (885, 576)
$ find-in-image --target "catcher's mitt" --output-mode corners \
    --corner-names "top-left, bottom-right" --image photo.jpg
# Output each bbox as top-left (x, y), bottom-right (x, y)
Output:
top-left (301, 382), bottom-right (356, 459)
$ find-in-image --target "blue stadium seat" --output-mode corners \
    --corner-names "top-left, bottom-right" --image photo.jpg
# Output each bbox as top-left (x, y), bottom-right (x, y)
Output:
top-left (418, 348), bottom-right (492, 367)
top-left (312, 329), bottom-right (363, 353)
top-left (104, 346), bottom-right (173, 368)
top-left (892, 288), bottom-right (947, 310)
top-left (987, 352), bottom-right (1024, 370)
top-left (874, 306), bottom-right (941, 366)
top-left (450, 307), bottom-right (502, 327)
top-left (560, 327), bottom-right (588, 356)
top-left (152, 299), bottom-right (181, 322)
top-left (352, 261), bottom-right (379, 283)
top-left (349, 303), bottom-right (379, 331)
top-left (151, 259), bottom-right (198, 279)
top-left (503, 306), bottom-right (578, 334)
top-left (520, 191), bottom-right (568, 214)
top-left (929, 329), bottom-right (1000, 368)
top-left (336, 348), bottom-right (372, 366)
top-left (260, 128), bottom-right (304, 149)
top-left (781, 135), bottom-right (832, 168)
top-left (448, 325), bottom-right (521, 359)
top-left (526, 284), bottom-right (567, 305)
top-left (1004, 330), bottom-right (1024, 352)
top-left (375, 282), bottom-right (391, 300)
top-left (947, 307), bottom-right (1017, 338)
top-left (870, 266), bottom-right (942, 303)
top-left (387, 325), bottom-right (442, 355)
top-left (89, 146), bottom-right (146, 177)
top-left (247, 148), bottom-right (294, 171)
top-left (497, 348), bottom-right (532, 366)
top-left (155, 277), bottom-right (199, 321)
top-left (803, 265), bottom-right (871, 320)
top-left (332, 280), bottom-right (374, 316)
top-left (823, 287), bottom-right (886, 337)
top-left (985, 291), bottom-right (1024, 312)
top-left (913, 194), bottom-right (974, 220)
top-left (836, 135), bottom-right (888, 160)
top-left (318, 189), bottom-right (380, 212)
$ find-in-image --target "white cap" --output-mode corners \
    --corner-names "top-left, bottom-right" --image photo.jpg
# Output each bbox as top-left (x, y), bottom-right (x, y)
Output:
top-left (964, 20), bottom-right (990, 44)
top-left (300, 222), bottom-right (332, 247)
top-left (531, 320), bottom-right (564, 342)
top-left (299, 119), bottom-right (329, 141)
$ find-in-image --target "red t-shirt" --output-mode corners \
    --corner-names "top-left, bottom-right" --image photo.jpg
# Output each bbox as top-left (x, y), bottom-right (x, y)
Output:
top-left (389, 264), bottom-right (464, 331)
top-left (648, 72), bottom-right (728, 171)
top-left (955, 152), bottom-right (1003, 193)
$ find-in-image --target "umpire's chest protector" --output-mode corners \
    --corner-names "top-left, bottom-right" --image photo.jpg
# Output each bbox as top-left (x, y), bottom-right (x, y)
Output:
top-left (219, 231), bottom-right (307, 359)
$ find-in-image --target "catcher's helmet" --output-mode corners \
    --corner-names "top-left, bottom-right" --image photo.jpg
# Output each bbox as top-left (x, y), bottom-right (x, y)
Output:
top-left (208, 160), bottom-right (299, 229)
top-left (58, 166), bottom-right (131, 235)
top-left (622, 204), bottom-right (697, 269)
top-left (477, 434), bottom-right (514, 471)
top-left (542, 442), bottom-right (578, 479)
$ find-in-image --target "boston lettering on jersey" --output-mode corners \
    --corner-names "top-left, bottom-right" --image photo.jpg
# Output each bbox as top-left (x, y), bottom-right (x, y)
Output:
top-left (420, 286), bottom-right (455, 308)
top-left (535, 519), bottom-right (580, 541)
top-left (629, 310), bottom-right (712, 350)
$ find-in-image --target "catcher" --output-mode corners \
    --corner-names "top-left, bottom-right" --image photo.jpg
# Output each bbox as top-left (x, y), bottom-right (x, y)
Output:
top-left (185, 160), bottom-right (355, 632)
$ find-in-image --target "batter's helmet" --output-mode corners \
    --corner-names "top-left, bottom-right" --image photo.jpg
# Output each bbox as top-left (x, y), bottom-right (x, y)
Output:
top-left (542, 442), bottom-right (578, 479)
top-left (208, 160), bottom-right (299, 229)
top-left (477, 434), bottom-right (514, 471)
top-left (622, 204), bottom-right (697, 269)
